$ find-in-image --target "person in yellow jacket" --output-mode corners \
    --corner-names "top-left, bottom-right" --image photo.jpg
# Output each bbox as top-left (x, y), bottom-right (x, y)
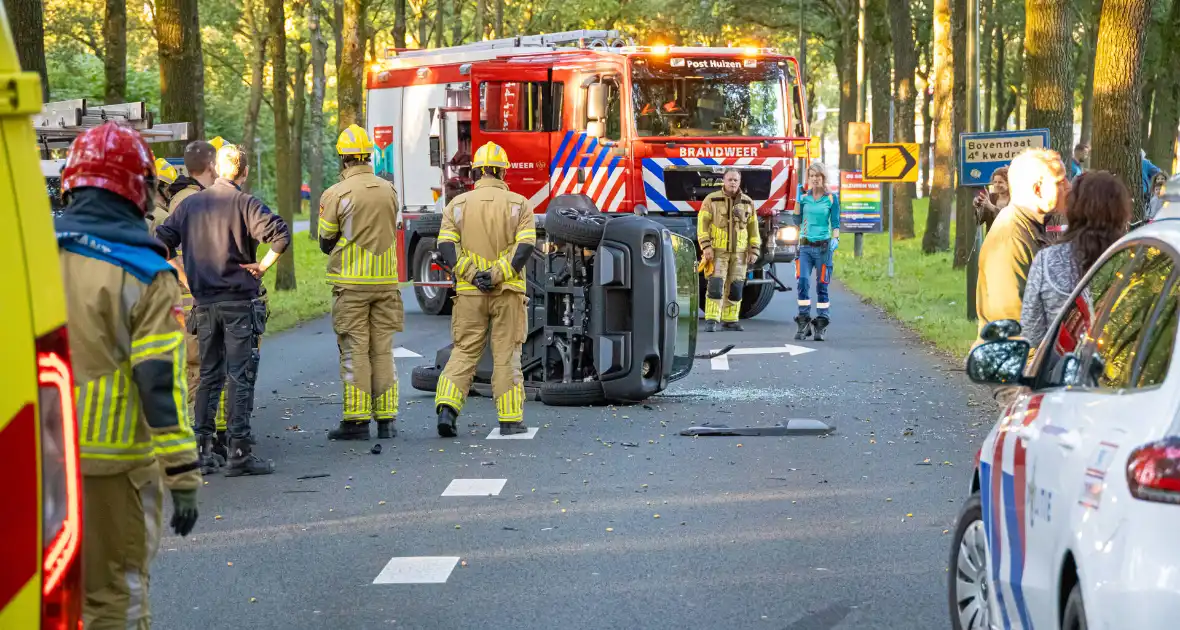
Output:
top-left (54, 122), bottom-right (200, 627)
top-left (318, 124), bottom-right (405, 440)
top-left (698, 168), bottom-right (761, 332)
top-left (435, 141), bottom-right (536, 437)
top-left (148, 157), bottom-right (178, 234)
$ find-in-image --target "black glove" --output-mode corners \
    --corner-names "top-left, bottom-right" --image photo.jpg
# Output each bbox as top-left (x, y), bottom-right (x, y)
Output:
top-left (473, 271), bottom-right (495, 293)
top-left (170, 488), bottom-right (199, 536)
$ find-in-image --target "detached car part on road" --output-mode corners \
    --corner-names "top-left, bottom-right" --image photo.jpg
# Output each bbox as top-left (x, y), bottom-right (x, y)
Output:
top-left (411, 194), bottom-right (699, 406)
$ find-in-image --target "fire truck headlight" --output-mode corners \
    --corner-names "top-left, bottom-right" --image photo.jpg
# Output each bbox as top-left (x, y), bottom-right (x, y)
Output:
top-left (777, 226), bottom-right (799, 242)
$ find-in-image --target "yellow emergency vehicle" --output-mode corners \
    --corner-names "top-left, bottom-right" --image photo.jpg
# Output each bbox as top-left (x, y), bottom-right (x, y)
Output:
top-left (0, 6), bottom-right (85, 628)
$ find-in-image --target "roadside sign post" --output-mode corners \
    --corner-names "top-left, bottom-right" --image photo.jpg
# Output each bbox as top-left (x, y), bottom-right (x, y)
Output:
top-left (862, 132), bottom-right (918, 279)
top-left (847, 122), bottom-right (872, 258)
top-left (887, 97), bottom-right (895, 277)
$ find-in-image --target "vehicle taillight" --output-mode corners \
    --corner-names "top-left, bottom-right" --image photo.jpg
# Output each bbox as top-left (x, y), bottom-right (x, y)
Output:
top-left (1126, 437), bottom-right (1180, 505)
top-left (36, 326), bottom-right (82, 629)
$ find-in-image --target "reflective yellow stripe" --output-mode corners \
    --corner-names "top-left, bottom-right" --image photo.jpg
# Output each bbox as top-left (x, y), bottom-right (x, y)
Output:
top-left (516, 229), bottom-right (536, 241)
top-left (721, 302), bottom-right (740, 323)
top-left (152, 430), bottom-right (197, 457)
top-left (131, 332), bottom-right (183, 363)
top-left (496, 385), bottom-right (524, 422)
top-left (438, 229), bottom-right (460, 243)
top-left (319, 217), bottom-right (339, 234)
top-left (435, 376), bottom-right (465, 412)
top-left (343, 382), bottom-right (372, 420)
top-left (705, 298), bottom-right (722, 321)
top-left (374, 385), bottom-right (398, 420)
top-left (330, 243), bottom-right (399, 285)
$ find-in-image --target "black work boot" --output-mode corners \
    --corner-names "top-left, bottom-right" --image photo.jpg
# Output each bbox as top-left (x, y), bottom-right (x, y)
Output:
top-left (794, 314), bottom-right (813, 340)
top-left (225, 438), bottom-right (275, 477)
top-left (499, 421), bottom-right (529, 436)
top-left (813, 316), bottom-right (830, 342)
top-left (212, 430), bottom-right (229, 466)
top-left (328, 421), bottom-right (371, 441)
top-left (704, 320), bottom-right (717, 333)
top-left (722, 321), bottom-right (744, 332)
top-left (198, 436), bottom-right (222, 475)
top-left (376, 420), bottom-right (396, 439)
top-left (437, 406), bottom-right (458, 438)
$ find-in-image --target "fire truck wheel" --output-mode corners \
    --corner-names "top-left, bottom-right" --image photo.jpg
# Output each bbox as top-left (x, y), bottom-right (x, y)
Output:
top-left (739, 283), bottom-right (775, 319)
top-left (413, 237), bottom-right (454, 316)
top-left (540, 380), bottom-right (607, 407)
top-left (545, 195), bottom-right (606, 248)
top-left (411, 366), bottom-right (441, 392)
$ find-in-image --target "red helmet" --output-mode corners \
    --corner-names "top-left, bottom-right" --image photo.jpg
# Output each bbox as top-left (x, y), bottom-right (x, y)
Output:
top-left (62, 121), bottom-right (156, 213)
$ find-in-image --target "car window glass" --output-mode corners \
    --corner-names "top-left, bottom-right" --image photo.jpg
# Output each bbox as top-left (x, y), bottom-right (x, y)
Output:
top-left (1083, 246), bottom-right (1174, 389)
top-left (1034, 247), bottom-right (1134, 387)
top-left (1136, 274), bottom-right (1179, 387)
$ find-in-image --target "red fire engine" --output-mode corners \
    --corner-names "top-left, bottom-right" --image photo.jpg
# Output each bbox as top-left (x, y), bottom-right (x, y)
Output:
top-left (365, 30), bottom-right (810, 318)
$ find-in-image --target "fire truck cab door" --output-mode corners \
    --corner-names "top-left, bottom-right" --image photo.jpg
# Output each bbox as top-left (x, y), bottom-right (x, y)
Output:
top-left (472, 65), bottom-right (554, 210)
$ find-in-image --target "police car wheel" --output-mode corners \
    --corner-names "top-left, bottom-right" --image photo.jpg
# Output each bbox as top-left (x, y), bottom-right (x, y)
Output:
top-left (1062, 583), bottom-right (1087, 630)
top-left (947, 494), bottom-right (991, 630)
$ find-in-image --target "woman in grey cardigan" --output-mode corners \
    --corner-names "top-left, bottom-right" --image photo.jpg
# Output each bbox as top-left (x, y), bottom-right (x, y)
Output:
top-left (1021, 171), bottom-right (1131, 348)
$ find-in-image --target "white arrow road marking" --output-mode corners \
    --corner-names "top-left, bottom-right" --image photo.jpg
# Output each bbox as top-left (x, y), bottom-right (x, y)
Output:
top-left (710, 344), bottom-right (815, 371)
top-left (393, 347), bottom-right (422, 358)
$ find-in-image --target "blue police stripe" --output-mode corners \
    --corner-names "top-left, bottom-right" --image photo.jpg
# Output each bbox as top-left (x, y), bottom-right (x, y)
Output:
top-left (643, 182), bottom-right (677, 212)
top-left (1002, 472), bottom-right (1033, 630)
top-left (978, 461), bottom-right (1013, 630)
top-left (551, 131), bottom-right (574, 175)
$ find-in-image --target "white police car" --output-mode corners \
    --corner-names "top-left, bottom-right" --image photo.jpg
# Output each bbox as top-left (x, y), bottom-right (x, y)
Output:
top-left (949, 174), bottom-right (1180, 630)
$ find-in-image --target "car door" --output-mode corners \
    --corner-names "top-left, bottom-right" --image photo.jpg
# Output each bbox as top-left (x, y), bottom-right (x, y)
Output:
top-left (1019, 242), bottom-right (1178, 629)
top-left (471, 64), bottom-right (556, 208)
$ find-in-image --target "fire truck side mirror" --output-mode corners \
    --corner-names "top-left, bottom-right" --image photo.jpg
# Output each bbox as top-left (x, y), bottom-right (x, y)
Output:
top-left (587, 83), bottom-right (608, 122)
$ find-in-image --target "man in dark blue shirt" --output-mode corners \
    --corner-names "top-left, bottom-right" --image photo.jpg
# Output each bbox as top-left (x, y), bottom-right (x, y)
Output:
top-left (156, 144), bottom-right (290, 477)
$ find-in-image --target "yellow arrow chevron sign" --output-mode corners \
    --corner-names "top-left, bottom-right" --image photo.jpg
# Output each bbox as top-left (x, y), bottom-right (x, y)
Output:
top-left (862, 143), bottom-right (920, 182)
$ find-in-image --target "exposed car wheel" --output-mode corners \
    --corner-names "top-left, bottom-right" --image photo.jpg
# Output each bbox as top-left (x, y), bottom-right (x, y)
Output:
top-left (540, 380), bottom-right (607, 406)
top-left (1062, 583), bottom-right (1088, 630)
top-left (948, 494), bottom-right (992, 630)
top-left (545, 195), bottom-right (606, 248)
top-left (413, 237), bottom-right (453, 316)
top-left (410, 366), bottom-right (441, 392)
top-left (739, 282), bottom-right (775, 319)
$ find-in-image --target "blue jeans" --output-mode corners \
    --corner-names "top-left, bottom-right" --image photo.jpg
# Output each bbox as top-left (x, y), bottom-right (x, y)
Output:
top-left (796, 244), bottom-right (833, 319)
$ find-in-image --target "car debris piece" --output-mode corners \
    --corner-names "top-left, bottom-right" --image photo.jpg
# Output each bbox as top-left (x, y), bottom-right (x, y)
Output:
top-left (678, 419), bottom-right (835, 437)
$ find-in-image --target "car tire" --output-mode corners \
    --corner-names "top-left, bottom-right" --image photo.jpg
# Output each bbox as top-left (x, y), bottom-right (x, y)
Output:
top-left (411, 366), bottom-right (442, 392)
top-left (415, 213), bottom-right (442, 237)
top-left (1062, 583), bottom-right (1088, 630)
top-left (540, 380), bottom-right (607, 407)
top-left (948, 494), bottom-right (992, 630)
top-left (412, 237), bottom-right (453, 316)
top-left (545, 195), bottom-right (606, 248)
top-left (739, 282), bottom-right (775, 319)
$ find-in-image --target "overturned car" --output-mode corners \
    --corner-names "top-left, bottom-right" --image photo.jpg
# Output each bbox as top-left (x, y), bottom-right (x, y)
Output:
top-left (410, 195), bottom-right (702, 406)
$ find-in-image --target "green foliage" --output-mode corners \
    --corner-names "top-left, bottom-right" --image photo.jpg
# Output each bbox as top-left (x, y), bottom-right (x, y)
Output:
top-left (261, 238), bottom-right (333, 334)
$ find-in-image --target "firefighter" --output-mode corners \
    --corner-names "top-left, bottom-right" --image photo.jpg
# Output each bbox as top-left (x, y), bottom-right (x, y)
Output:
top-left (434, 141), bottom-right (537, 437)
top-left (54, 122), bottom-right (200, 626)
top-left (318, 124), bottom-right (405, 440)
top-left (148, 157), bottom-right (178, 233)
top-left (698, 168), bottom-right (760, 332)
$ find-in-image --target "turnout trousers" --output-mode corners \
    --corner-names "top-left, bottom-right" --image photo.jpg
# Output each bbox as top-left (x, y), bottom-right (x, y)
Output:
top-left (82, 463), bottom-right (163, 629)
top-left (435, 292), bottom-right (527, 423)
top-left (796, 244), bottom-right (833, 319)
top-left (332, 286), bottom-right (404, 423)
top-left (704, 250), bottom-right (748, 323)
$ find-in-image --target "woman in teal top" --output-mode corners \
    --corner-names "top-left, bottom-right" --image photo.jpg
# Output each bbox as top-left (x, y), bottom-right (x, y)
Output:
top-left (794, 163), bottom-right (841, 341)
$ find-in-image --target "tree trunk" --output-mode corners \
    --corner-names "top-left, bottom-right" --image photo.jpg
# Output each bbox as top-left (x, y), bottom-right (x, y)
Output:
top-left (495, 0), bottom-right (504, 37)
top-left (4, 0), bottom-right (49, 102)
top-left (156, 0), bottom-right (205, 154)
top-left (837, 14), bottom-right (858, 172)
top-left (920, 42), bottom-right (934, 197)
top-left (268, 0), bottom-right (296, 291)
top-left (1024, 0), bottom-right (1074, 155)
top-left (395, 0), bottom-right (407, 47)
top-left (952, 0), bottom-right (972, 268)
top-left (982, 0), bottom-right (995, 131)
top-left (338, 0), bottom-right (367, 132)
top-left (1148, 0), bottom-right (1180, 171)
top-left (334, 0), bottom-right (344, 68)
top-left (870, 0), bottom-right (891, 144)
top-left (1079, 0), bottom-right (1103, 146)
top-left (103, 0), bottom-right (126, 103)
top-left (1141, 81), bottom-right (1155, 146)
top-left (924, 0), bottom-right (954, 253)
top-left (417, 5), bottom-right (428, 48)
top-left (889, 0), bottom-right (918, 238)
top-left (451, 0), bottom-right (463, 44)
top-left (291, 48), bottom-right (308, 237)
top-left (310, 2), bottom-right (329, 239)
top-left (993, 28), bottom-right (1006, 129)
top-left (476, 0), bottom-right (486, 42)
top-left (241, 0), bottom-right (267, 194)
top-left (1091, 0), bottom-right (1154, 217)
top-left (434, 0), bottom-right (446, 47)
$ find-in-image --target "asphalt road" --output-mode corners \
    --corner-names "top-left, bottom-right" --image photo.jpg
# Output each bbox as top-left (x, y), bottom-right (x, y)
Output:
top-left (151, 282), bottom-right (995, 630)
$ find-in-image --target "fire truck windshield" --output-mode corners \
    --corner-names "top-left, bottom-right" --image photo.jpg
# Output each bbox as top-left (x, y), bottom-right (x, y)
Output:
top-left (631, 57), bottom-right (788, 138)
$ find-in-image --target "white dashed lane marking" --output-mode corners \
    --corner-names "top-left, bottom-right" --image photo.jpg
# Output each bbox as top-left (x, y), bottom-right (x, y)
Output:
top-left (393, 347), bottom-right (423, 358)
top-left (441, 478), bottom-right (507, 497)
top-left (485, 427), bottom-right (539, 440)
top-left (710, 344), bottom-right (815, 370)
top-left (373, 557), bottom-right (460, 584)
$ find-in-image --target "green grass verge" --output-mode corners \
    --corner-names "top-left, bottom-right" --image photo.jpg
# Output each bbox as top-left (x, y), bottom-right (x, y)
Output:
top-left (261, 237), bottom-right (333, 335)
top-left (836, 198), bottom-right (978, 358)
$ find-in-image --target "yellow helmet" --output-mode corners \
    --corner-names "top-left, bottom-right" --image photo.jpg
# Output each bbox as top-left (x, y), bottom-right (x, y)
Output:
top-left (336, 124), bottom-right (374, 155)
top-left (209, 136), bottom-right (227, 151)
top-left (155, 158), bottom-right (178, 185)
top-left (472, 141), bottom-right (509, 170)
